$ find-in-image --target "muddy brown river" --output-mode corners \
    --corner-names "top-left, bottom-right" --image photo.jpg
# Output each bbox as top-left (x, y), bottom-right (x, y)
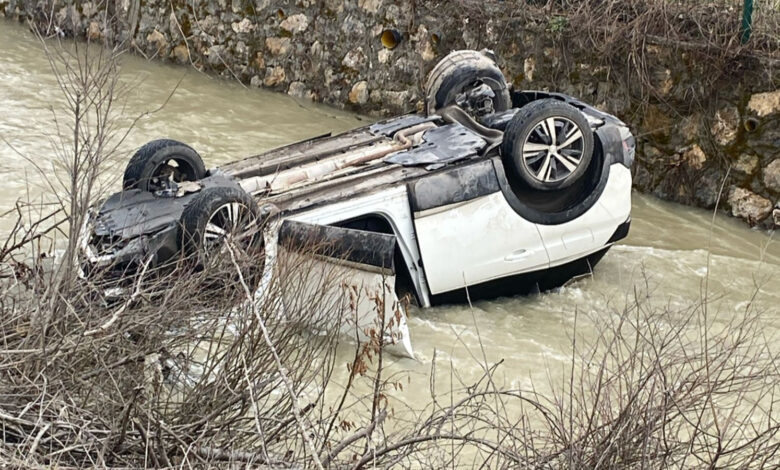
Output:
top-left (1, 22), bottom-right (778, 404)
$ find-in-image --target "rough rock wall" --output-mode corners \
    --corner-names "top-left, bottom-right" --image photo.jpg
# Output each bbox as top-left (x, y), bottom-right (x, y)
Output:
top-left (2, 0), bottom-right (779, 228)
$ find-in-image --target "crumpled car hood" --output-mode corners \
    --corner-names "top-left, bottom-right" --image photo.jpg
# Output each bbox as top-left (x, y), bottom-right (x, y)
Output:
top-left (92, 175), bottom-right (242, 241)
top-left (93, 189), bottom-right (189, 240)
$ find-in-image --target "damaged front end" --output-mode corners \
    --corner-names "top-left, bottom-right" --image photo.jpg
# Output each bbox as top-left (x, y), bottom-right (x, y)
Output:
top-left (78, 186), bottom-right (196, 292)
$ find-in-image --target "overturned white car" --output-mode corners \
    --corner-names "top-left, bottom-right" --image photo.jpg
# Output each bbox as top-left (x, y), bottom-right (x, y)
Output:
top-left (80, 50), bottom-right (634, 357)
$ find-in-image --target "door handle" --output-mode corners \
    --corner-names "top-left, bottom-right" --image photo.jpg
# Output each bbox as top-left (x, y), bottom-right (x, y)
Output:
top-left (504, 249), bottom-right (530, 262)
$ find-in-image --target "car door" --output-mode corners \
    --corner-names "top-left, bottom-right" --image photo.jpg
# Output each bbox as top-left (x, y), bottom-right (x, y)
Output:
top-left (272, 220), bottom-right (414, 358)
top-left (410, 161), bottom-right (550, 295)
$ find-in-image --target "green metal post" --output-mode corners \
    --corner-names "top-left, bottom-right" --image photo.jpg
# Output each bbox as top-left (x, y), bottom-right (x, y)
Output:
top-left (741, 0), bottom-right (753, 44)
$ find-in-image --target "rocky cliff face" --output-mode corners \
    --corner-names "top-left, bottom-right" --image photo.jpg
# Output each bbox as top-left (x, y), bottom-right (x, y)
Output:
top-left (2, 0), bottom-right (778, 229)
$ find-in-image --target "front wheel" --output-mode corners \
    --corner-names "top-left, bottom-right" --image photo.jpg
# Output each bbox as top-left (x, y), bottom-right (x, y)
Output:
top-left (124, 139), bottom-right (206, 192)
top-left (180, 186), bottom-right (264, 270)
top-left (502, 99), bottom-right (594, 191)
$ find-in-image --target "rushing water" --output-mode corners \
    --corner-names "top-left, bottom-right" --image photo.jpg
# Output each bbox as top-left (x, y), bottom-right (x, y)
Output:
top-left (1, 22), bottom-right (778, 404)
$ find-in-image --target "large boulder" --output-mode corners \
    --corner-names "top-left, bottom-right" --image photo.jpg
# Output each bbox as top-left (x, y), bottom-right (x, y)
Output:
top-left (172, 44), bottom-right (190, 64)
top-left (206, 45), bottom-right (225, 66)
top-left (524, 57), bottom-right (536, 82)
top-left (288, 81), bottom-right (312, 100)
top-left (747, 89), bottom-right (780, 117)
top-left (342, 47), bottom-right (367, 71)
top-left (694, 169), bottom-right (724, 208)
top-left (349, 81), bottom-right (369, 104)
top-left (266, 37), bottom-right (291, 56)
top-left (763, 159), bottom-right (780, 193)
top-left (732, 154), bottom-right (759, 176)
top-left (87, 21), bottom-right (101, 40)
top-left (682, 144), bottom-right (706, 170)
top-left (263, 66), bottom-right (286, 86)
top-left (358, 0), bottom-right (383, 14)
top-left (641, 104), bottom-right (672, 141)
top-left (728, 187), bottom-right (773, 225)
top-left (680, 114), bottom-right (701, 143)
top-left (231, 18), bottom-right (255, 34)
top-left (146, 29), bottom-right (168, 56)
top-left (710, 105), bottom-right (739, 146)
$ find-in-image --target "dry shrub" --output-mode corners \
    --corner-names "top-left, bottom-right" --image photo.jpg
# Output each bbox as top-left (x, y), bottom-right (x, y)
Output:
top-left (453, 0), bottom-right (779, 56)
top-left (4, 209), bottom-right (780, 468)
top-left (541, 283), bottom-right (780, 468)
top-left (447, 0), bottom-right (778, 117)
top-left (348, 278), bottom-right (780, 468)
top-left (0, 24), bottom-right (345, 468)
top-left (0, 234), bottom-right (345, 467)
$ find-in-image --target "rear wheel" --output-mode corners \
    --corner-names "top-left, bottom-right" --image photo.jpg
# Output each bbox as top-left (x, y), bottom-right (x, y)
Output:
top-left (502, 99), bottom-right (593, 191)
top-left (124, 139), bottom-right (206, 192)
top-left (425, 50), bottom-right (511, 118)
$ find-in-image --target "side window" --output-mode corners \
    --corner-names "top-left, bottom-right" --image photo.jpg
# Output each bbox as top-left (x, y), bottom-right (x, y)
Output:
top-left (334, 216), bottom-right (394, 234)
top-left (333, 216), bottom-right (421, 306)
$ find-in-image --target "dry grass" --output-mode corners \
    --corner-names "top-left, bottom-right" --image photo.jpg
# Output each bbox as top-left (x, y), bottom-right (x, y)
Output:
top-left (453, 0), bottom-right (779, 56)
top-left (448, 0), bottom-right (779, 115)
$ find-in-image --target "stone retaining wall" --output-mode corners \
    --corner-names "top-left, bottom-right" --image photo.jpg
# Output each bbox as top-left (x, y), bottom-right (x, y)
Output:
top-left (2, 0), bottom-right (779, 228)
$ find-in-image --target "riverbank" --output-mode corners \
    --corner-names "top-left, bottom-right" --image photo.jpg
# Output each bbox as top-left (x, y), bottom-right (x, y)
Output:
top-left (1, 0), bottom-right (779, 228)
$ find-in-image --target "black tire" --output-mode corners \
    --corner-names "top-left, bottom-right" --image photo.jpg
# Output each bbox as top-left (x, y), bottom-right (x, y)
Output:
top-left (425, 50), bottom-right (511, 117)
top-left (180, 186), bottom-right (263, 260)
top-left (502, 99), bottom-right (594, 191)
top-left (123, 139), bottom-right (206, 192)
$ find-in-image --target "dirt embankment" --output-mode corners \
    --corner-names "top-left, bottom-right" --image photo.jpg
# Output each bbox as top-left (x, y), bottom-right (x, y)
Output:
top-left (2, 0), bottom-right (779, 228)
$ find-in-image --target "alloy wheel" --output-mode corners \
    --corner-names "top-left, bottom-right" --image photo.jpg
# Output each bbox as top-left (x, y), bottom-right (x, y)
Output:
top-left (203, 202), bottom-right (259, 255)
top-left (521, 116), bottom-right (585, 184)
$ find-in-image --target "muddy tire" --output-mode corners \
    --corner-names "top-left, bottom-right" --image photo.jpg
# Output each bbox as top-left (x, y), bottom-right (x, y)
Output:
top-left (502, 99), bottom-right (594, 191)
top-left (425, 50), bottom-right (511, 117)
top-left (180, 186), bottom-right (263, 261)
top-left (123, 139), bottom-right (206, 192)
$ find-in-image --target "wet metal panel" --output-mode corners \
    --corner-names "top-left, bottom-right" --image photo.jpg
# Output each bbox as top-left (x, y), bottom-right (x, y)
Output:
top-left (384, 123), bottom-right (487, 167)
top-left (538, 164), bottom-right (632, 268)
top-left (414, 192), bottom-right (550, 295)
top-left (369, 114), bottom-right (439, 137)
top-left (272, 237), bottom-right (413, 358)
top-left (92, 175), bottom-right (238, 240)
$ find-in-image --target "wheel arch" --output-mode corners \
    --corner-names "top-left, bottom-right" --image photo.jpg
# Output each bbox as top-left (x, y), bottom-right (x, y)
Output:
top-left (493, 126), bottom-right (616, 225)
